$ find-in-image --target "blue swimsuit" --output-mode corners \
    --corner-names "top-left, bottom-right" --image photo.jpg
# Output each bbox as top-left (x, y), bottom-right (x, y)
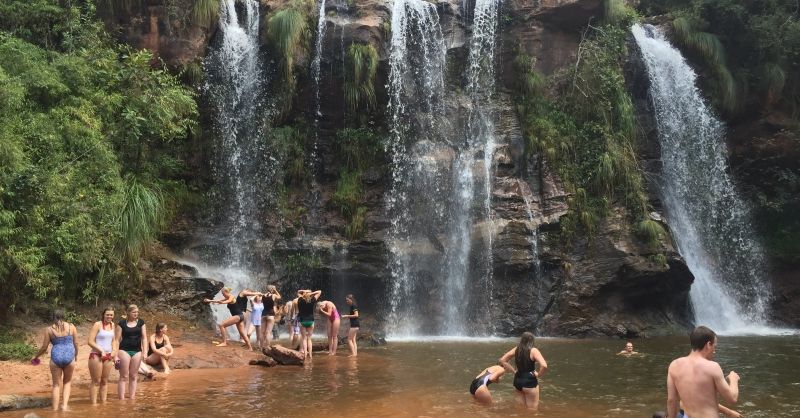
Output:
top-left (50, 332), bottom-right (76, 368)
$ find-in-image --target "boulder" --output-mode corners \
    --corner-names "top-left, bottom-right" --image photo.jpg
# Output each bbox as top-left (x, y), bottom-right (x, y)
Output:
top-left (249, 356), bottom-right (278, 367)
top-left (262, 345), bottom-right (305, 365)
top-left (0, 395), bottom-right (50, 412)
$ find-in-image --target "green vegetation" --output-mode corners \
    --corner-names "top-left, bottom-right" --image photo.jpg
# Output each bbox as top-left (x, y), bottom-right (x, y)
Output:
top-left (267, 0), bottom-right (313, 119)
top-left (344, 43), bottom-right (379, 112)
top-left (640, 0), bottom-right (800, 114)
top-left (271, 123), bottom-right (309, 186)
top-left (0, 326), bottom-right (37, 360)
top-left (513, 7), bottom-right (665, 250)
top-left (0, 0), bottom-right (197, 312)
top-left (192, 0), bottom-right (219, 27)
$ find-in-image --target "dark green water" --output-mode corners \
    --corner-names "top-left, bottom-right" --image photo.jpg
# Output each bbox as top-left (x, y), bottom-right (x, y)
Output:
top-left (6, 336), bottom-right (799, 417)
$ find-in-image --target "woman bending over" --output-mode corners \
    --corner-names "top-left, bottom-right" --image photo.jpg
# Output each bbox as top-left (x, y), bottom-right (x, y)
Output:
top-left (318, 300), bottom-right (341, 355)
top-left (469, 364), bottom-right (506, 405)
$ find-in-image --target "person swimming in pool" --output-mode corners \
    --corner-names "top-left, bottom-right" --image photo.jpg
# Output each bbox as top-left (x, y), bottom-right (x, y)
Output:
top-left (469, 364), bottom-right (506, 405)
top-left (32, 309), bottom-right (79, 411)
top-left (499, 332), bottom-right (549, 410)
top-left (617, 341), bottom-right (640, 356)
top-left (296, 289), bottom-right (321, 358)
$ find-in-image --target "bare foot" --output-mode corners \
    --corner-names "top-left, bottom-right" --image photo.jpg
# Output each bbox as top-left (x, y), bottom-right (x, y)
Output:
top-left (164, 369), bottom-right (171, 375)
top-left (217, 342), bottom-right (228, 347)
top-left (61, 405), bottom-right (71, 411)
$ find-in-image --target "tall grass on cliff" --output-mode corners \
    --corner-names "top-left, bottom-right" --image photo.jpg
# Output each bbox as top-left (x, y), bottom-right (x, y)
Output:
top-left (344, 43), bottom-right (378, 112)
top-left (193, 0), bottom-right (220, 27)
top-left (118, 179), bottom-right (165, 266)
top-left (267, 2), bottom-right (311, 119)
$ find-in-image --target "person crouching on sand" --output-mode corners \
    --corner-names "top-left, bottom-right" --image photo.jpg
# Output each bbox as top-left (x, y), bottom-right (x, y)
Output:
top-left (469, 364), bottom-right (506, 405)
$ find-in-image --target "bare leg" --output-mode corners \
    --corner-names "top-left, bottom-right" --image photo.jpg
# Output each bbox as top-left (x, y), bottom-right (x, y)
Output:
top-left (100, 359), bottom-right (113, 403)
top-left (235, 320), bottom-right (252, 350)
top-left (253, 325), bottom-right (261, 349)
top-left (61, 361), bottom-right (76, 410)
top-left (263, 316), bottom-right (275, 348)
top-left (522, 387), bottom-right (540, 410)
top-left (347, 328), bottom-right (358, 357)
top-left (89, 355), bottom-right (103, 404)
top-left (473, 386), bottom-right (494, 405)
top-left (160, 354), bottom-right (170, 374)
top-left (49, 362), bottom-right (63, 411)
top-left (216, 316), bottom-right (240, 347)
top-left (305, 325), bottom-right (315, 359)
top-left (128, 352), bottom-right (143, 400)
top-left (330, 318), bottom-right (340, 355)
top-left (117, 351), bottom-right (131, 399)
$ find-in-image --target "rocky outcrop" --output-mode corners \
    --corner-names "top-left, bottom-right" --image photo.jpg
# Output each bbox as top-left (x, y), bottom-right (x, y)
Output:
top-left (0, 395), bottom-right (50, 412)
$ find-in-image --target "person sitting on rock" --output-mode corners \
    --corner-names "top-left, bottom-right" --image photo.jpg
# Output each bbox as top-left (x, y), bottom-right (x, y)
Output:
top-left (144, 322), bottom-right (174, 374)
top-left (617, 341), bottom-right (640, 356)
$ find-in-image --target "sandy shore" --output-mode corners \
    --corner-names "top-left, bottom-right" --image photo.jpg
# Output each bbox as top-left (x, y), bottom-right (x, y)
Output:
top-left (0, 313), bottom-right (266, 398)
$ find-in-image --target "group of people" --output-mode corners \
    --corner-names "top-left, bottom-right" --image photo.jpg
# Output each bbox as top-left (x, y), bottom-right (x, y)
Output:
top-left (203, 286), bottom-right (361, 358)
top-left (468, 326), bottom-right (743, 418)
top-left (32, 305), bottom-right (174, 411)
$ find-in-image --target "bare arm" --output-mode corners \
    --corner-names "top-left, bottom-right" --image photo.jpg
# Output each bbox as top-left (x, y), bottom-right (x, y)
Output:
top-left (33, 328), bottom-right (50, 360)
top-left (718, 404), bottom-right (742, 418)
top-left (499, 347), bottom-right (517, 373)
top-left (163, 335), bottom-right (174, 355)
top-left (71, 324), bottom-right (79, 362)
top-left (87, 322), bottom-right (103, 353)
top-left (114, 323), bottom-right (122, 359)
top-left (240, 290), bottom-right (263, 297)
top-left (666, 364), bottom-right (680, 418)
top-left (140, 324), bottom-right (148, 354)
top-left (272, 289), bottom-right (282, 301)
top-left (343, 307), bottom-right (359, 319)
top-left (111, 328), bottom-right (118, 358)
top-left (204, 294), bottom-right (235, 304)
top-left (531, 347), bottom-right (547, 378)
top-left (319, 303), bottom-right (332, 317)
top-left (714, 366), bottom-right (739, 405)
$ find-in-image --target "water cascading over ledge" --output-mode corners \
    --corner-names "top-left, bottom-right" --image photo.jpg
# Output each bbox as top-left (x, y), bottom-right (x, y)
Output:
top-left (202, 0), bottom-right (269, 329)
top-left (386, 0), bottom-right (503, 337)
top-left (631, 24), bottom-right (774, 334)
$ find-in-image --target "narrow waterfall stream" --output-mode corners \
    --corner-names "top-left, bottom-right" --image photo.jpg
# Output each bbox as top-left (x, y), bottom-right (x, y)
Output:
top-left (631, 24), bottom-right (776, 334)
top-left (203, 0), bottom-right (267, 333)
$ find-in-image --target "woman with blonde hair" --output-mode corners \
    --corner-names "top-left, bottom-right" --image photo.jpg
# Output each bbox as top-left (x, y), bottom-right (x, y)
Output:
top-left (87, 306), bottom-right (117, 404)
top-left (144, 322), bottom-right (174, 373)
top-left (499, 332), bottom-right (548, 410)
top-left (259, 285), bottom-right (282, 348)
top-left (32, 309), bottom-right (78, 411)
top-left (204, 287), bottom-right (259, 350)
top-left (115, 304), bottom-right (148, 400)
top-left (296, 289), bottom-right (321, 358)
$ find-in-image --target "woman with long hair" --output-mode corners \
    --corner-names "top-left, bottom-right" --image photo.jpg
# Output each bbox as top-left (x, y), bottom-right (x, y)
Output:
top-left (115, 304), bottom-right (148, 400)
top-left (32, 309), bottom-right (78, 411)
top-left (87, 306), bottom-right (117, 404)
top-left (341, 294), bottom-right (360, 357)
top-left (499, 332), bottom-right (548, 410)
top-left (317, 300), bottom-right (341, 355)
top-left (469, 364), bottom-right (506, 405)
top-left (260, 285), bottom-right (282, 348)
top-left (204, 287), bottom-right (259, 350)
top-left (144, 322), bottom-right (174, 373)
top-left (296, 289), bottom-right (321, 358)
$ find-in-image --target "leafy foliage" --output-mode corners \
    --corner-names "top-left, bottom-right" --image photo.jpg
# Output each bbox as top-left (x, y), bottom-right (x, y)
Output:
top-left (344, 43), bottom-right (378, 112)
top-left (267, 1), bottom-right (312, 118)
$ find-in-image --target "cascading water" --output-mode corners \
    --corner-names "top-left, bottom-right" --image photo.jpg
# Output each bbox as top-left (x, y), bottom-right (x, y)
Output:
top-left (203, 0), bottom-right (267, 335)
top-left (632, 24), bottom-right (775, 334)
top-left (386, 0), bottom-right (501, 337)
top-left (519, 180), bottom-right (543, 318)
top-left (310, 0), bottom-right (326, 174)
top-left (386, 0), bottom-right (448, 336)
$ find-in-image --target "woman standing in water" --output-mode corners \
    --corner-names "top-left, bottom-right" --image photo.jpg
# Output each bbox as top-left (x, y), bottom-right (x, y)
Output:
top-left (116, 304), bottom-right (148, 400)
top-left (144, 322), bottom-right (174, 373)
top-left (340, 294), bottom-right (359, 357)
top-left (204, 287), bottom-right (258, 350)
top-left (32, 309), bottom-right (78, 411)
top-left (87, 306), bottom-right (117, 404)
top-left (296, 289), bottom-right (321, 358)
top-left (284, 299), bottom-right (299, 349)
top-left (469, 364), bottom-right (506, 405)
top-left (318, 300), bottom-right (341, 355)
top-left (249, 293), bottom-right (265, 349)
top-left (499, 332), bottom-right (548, 410)
top-left (260, 285), bottom-right (282, 348)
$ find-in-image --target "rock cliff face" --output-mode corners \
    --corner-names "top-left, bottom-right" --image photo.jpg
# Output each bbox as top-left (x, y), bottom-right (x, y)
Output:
top-left (106, 0), bottom-right (697, 336)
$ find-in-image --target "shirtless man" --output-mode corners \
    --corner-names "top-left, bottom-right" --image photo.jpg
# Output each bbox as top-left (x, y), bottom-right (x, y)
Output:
top-left (666, 326), bottom-right (740, 418)
top-left (617, 341), bottom-right (639, 356)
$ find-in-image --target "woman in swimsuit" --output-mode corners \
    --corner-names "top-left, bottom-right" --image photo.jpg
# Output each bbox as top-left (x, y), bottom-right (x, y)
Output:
top-left (87, 306), bottom-right (117, 404)
top-left (296, 289), bottom-right (321, 358)
top-left (260, 285), bottom-right (282, 348)
top-left (204, 287), bottom-right (258, 350)
top-left (285, 299), bottom-right (300, 349)
top-left (499, 331), bottom-right (548, 410)
top-left (340, 294), bottom-right (359, 357)
top-left (32, 309), bottom-right (78, 411)
top-left (317, 300), bottom-right (341, 355)
top-left (115, 304), bottom-right (148, 400)
top-left (249, 293), bottom-right (265, 349)
top-left (469, 364), bottom-right (506, 405)
top-left (144, 322), bottom-right (174, 374)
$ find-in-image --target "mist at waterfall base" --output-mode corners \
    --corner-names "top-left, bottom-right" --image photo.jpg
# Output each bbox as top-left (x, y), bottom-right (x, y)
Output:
top-left (201, 0), bottom-right (270, 337)
top-left (385, 0), bottom-right (510, 338)
top-left (632, 25), bottom-right (792, 336)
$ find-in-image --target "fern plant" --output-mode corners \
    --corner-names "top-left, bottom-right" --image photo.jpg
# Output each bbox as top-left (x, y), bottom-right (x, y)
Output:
top-left (344, 42), bottom-right (378, 112)
top-left (192, 0), bottom-right (220, 27)
top-left (117, 178), bottom-right (165, 264)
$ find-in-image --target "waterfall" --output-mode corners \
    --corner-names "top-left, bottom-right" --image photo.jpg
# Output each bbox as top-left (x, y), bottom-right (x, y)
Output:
top-left (203, 0), bottom-right (267, 335)
top-left (632, 24), bottom-right (775, 334)
top-left (386, 0), bottom-right (448, 336)
top-left (519, 180), bottom-right (543, 319)
top-left (310, 0), bottom-right (326, 174)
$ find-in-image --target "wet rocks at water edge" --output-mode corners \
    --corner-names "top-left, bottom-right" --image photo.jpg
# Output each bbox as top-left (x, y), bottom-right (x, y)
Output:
top-left (260, 345), bottom-right (305, 366)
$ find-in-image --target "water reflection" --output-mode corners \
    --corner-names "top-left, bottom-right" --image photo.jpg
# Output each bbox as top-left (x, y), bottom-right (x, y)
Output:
top-left (6, 336), bottom-right (799, 417)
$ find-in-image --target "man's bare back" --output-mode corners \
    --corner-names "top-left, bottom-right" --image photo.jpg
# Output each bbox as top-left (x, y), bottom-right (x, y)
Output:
top-left (666, 327), bottom-right (739, 418)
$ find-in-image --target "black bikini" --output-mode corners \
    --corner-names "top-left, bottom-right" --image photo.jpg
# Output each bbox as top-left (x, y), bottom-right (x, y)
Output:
top-left (228, 295), bottom-right (247, 322)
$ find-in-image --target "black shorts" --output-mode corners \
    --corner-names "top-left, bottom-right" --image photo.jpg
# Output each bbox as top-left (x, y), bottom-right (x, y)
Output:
top-left (513, 372), bottom-right (538, 390)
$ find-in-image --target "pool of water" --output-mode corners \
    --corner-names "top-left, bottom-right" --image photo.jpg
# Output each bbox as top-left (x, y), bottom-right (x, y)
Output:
top-left (7, 336), bottom-right (800, 417)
